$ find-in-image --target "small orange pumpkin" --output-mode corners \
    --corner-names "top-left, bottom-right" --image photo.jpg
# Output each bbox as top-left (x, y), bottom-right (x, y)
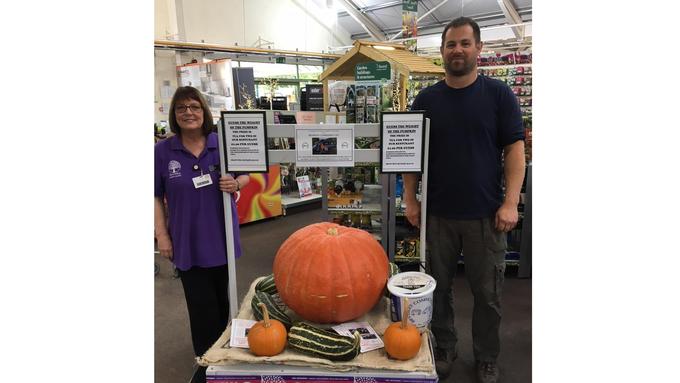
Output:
top-left (383, 298), bottom-right (421, 360)
top-left (273, 222), bottom-right (388, 323)
top-left (247, 303), bottom-right (287, 356)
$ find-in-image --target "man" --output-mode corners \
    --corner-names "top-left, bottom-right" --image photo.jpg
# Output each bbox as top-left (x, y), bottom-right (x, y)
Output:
top-left (403, 17), bottom-right (525, 383)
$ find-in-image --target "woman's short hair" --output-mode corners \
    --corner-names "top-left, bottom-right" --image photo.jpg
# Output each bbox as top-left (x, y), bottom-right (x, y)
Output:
top-left (168, 86), bottom-right (214, 136)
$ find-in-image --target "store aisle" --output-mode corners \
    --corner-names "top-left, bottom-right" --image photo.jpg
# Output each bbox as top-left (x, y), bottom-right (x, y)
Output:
top-left (154, 208), bottom-right (532, 383)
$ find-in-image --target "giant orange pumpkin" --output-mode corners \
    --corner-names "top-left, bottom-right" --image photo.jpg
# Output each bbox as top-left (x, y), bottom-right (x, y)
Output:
top-left (273, 222), bottom-right (388, 323)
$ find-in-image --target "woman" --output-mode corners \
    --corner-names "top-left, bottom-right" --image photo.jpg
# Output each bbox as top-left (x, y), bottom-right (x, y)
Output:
top-left (154, 86), bottom-right (249, 360)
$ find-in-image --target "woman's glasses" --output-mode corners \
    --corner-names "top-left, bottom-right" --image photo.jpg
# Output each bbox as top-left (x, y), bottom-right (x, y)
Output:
top-left (175, 104), bottom-right (203, 113)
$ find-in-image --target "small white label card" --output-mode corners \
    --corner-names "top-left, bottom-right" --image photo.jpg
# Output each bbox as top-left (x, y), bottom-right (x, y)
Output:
top-left (229, 319), bottom-right (257, 349)
top-left (295, 125), bottom-right (354, 167)
top-left (192, 174), bottom-right (213, 189)
top-left (331, 321), bottom-right (384, 353)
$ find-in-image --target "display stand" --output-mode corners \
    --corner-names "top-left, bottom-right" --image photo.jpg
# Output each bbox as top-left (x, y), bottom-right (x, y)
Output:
top-left (206, 349), bottom-right (438, 382)
top-left (205, 121), bottom-right (435, 381)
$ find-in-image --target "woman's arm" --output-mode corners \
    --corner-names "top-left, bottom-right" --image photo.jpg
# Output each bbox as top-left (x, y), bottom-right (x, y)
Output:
top-left (154, 196), bottom-right (173, 260)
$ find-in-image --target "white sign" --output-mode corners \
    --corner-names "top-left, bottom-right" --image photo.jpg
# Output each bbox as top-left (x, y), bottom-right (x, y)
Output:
top-left (221, 111), bottom-right (269, 173)
top-left (295, 125), bottom-right (354, 167)
top-left (380, 112), bottom-right (425, 173)
top-left (331, 321), bottom-right (384, 353)
top-left (229, 319), bottom-right (257, 349)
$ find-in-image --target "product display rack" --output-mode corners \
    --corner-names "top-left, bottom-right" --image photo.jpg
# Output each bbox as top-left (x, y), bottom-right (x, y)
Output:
top-left (267, 122), bottom-right (391, 255)
top-left (324, 161), bottom-right (387, 243)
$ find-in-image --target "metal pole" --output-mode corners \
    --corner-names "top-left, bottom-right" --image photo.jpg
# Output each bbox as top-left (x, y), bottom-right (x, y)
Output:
top-left (419, 118), bottom-right (430, 272)
top-left (217, 120), bottom-right (239, 320)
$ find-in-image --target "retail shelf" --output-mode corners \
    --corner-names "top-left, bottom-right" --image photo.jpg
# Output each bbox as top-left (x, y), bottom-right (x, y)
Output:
top-left (328, 203), bottom-right (382, 214)
top-left (394, 256), bottom-right (421, 263)
top-left (478, 63), bottom-right (532, 69)
top-left (281, 193), bottom-right (322, 208)
top-left (482, 74), bottom-right (532, 78)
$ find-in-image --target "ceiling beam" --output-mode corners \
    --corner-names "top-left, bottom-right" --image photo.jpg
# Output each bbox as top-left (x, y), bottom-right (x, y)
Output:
top-left (336, 0), bottom-right (387, 40)
top-left (337, 0), bottom-right (403, 17)
top-left (154, 40), bottom-right (341, 61)
top-left (496, 0), bottom-right (525, 39)
top-left (420, 0), bottom-right (443, 25)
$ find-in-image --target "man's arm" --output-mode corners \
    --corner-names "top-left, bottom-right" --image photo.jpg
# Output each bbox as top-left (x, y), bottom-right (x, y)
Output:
top-left (495, 140), bottom-right (526, 232)
top-left (402, 173), bottom-right (421, 228)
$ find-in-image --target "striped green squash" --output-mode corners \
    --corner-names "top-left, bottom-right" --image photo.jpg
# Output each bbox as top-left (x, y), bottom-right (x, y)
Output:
top-left (255, 274), bottom-right (278, 295)
top-left (251, 291), bottom-right (292, 329)
top-left (288, 322), bottom-right (362, 362)
top-left (389, 262), bottom-right (400, 278)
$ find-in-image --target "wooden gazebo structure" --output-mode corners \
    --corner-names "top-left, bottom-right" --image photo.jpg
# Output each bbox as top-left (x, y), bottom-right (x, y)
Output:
top-left (319, 40), bottom-right (444, 111)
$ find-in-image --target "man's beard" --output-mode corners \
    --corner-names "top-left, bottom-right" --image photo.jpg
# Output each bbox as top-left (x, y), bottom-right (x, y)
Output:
top-left (444, 57), bottom-right (476, 77)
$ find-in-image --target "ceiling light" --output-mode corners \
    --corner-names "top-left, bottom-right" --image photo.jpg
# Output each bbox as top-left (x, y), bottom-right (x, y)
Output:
top-left (374, 45), bottom-right (395, 51)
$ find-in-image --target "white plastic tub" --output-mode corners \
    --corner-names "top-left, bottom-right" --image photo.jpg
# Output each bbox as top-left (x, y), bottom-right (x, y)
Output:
top-left (387, 271), bottom-right (437, 332)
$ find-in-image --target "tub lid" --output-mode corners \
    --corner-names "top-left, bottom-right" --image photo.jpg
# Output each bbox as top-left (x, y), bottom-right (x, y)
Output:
top-left (387, 271), bottom-right (436, 297)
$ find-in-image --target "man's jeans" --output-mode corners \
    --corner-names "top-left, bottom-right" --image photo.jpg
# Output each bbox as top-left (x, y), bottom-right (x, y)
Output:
top-left (426, 215), bottom-right (507, 362)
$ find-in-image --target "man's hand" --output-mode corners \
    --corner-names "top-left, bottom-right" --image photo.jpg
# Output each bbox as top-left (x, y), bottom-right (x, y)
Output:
top-left (405, 199), bottom-right (421, 228)
top-left (495, 202), bottom-right (519, 232)
top-left (157, 235), bottom-right (173, 261)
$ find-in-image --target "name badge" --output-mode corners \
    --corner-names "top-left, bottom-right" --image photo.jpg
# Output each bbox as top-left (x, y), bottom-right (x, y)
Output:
top-left (192, 174), bottom-right (213, 189)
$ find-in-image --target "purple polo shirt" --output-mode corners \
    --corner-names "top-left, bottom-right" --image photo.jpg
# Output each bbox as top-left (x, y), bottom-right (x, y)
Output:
top-left (154, 132), bottom-right (242, 271)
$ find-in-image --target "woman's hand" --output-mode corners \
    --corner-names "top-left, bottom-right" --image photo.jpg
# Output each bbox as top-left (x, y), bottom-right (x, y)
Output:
top-left (219, 175), bottom-right (239, 193)
top-left (157, 235), bottom-right (173, 261)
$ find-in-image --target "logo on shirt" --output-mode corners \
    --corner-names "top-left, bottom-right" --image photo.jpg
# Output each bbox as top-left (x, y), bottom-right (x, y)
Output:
top-left (168, 160), bottom-right (182, 179)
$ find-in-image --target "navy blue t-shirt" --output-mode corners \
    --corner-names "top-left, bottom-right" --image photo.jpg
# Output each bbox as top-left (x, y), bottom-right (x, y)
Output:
top-left (411, 75), bottom-right (524, 219)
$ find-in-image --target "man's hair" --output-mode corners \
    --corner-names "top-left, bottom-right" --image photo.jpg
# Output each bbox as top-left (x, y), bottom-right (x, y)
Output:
top-left (440, 16), bottom-right (481, 46)
top-left (168, 86), bottom-right (215, 136)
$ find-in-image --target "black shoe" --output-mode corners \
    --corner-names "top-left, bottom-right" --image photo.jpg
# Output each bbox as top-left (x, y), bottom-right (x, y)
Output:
top-left (476, 360), bottom-right (500, 383)
top-left (434, 347), bottom-right (457, 379)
